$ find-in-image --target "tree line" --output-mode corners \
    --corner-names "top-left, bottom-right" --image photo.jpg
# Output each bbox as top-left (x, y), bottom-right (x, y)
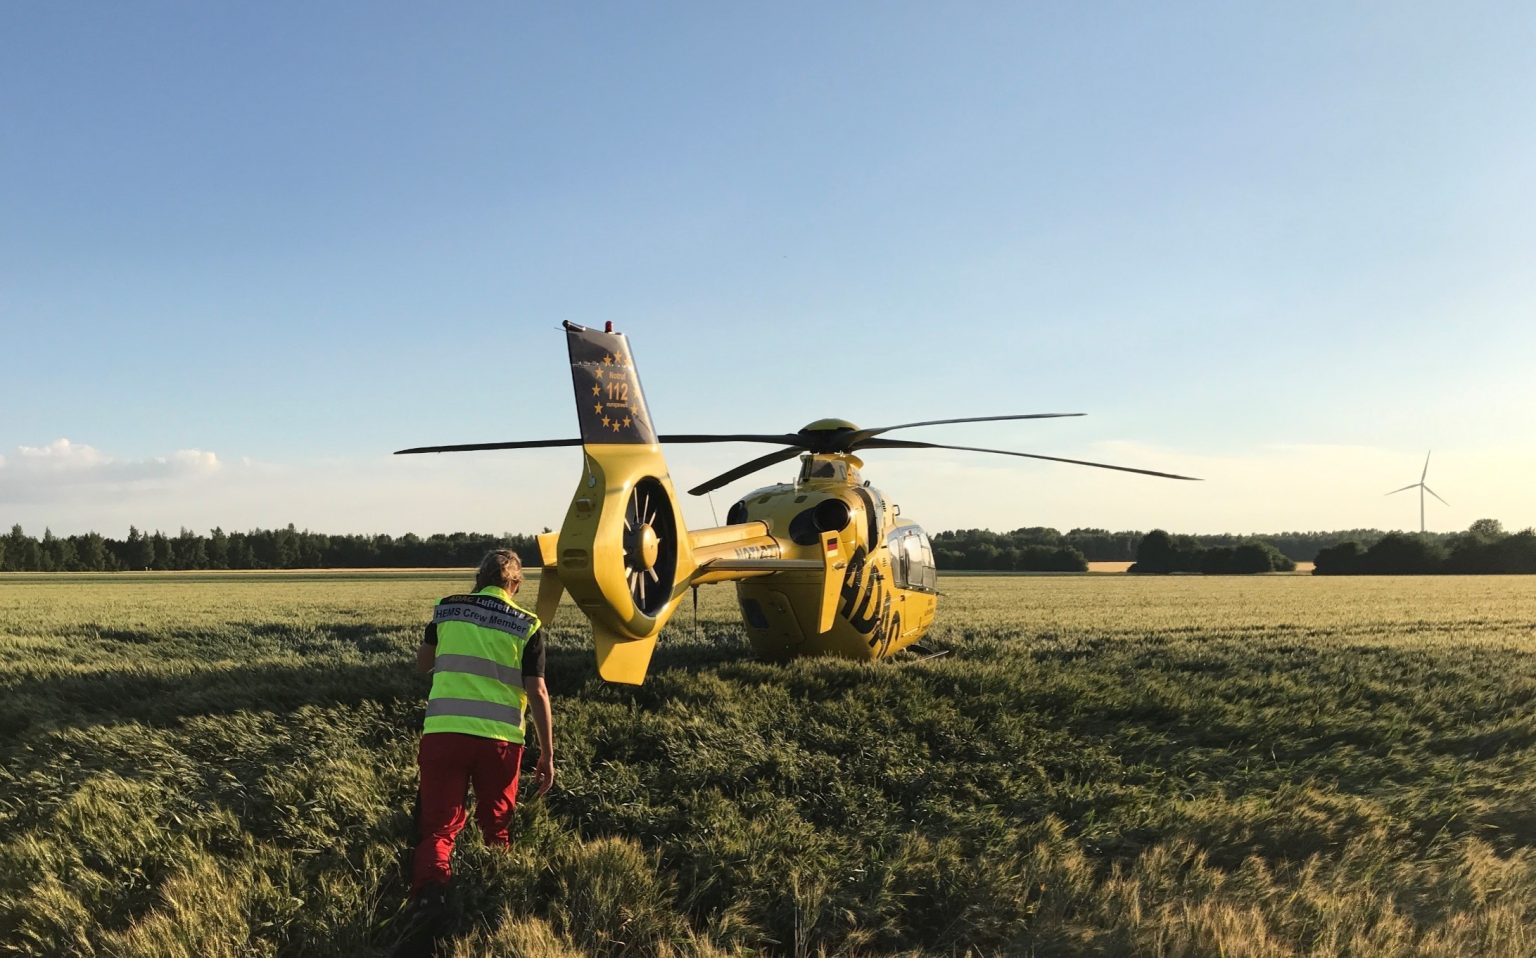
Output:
top-left (0, 525), bottom-right (543, 573)
top-left (1128, 530), bottom-right (1296, 574)
top-left (1314, 520), bottom-right (1536, 575)
top-left (927, 524), bottom-right (1534, 575)
top-left (2, 520), bottom-right (1530, 575)
top-left (931, 527), bottom-right (1452, 565)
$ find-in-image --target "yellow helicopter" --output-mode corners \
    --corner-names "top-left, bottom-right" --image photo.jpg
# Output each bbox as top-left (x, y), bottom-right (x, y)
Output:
top-left (397, 322), bottom-right (1197, 684)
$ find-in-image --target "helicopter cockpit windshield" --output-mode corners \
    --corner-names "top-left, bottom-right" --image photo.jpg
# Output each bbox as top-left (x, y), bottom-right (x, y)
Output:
top-left (798, 456), bottom-right (857, 485)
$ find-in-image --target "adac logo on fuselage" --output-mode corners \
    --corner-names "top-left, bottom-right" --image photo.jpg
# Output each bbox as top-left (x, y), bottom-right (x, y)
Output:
top-left (838, 546), bottom-right (896, 655)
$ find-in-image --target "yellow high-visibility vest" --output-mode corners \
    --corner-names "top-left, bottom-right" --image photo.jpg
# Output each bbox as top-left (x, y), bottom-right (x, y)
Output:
top-left (424, 585), bottom-right (539, 743)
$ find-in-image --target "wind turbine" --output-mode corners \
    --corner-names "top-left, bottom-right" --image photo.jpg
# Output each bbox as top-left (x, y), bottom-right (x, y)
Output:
top-left (1386, 451), bottom-right (1448, 533)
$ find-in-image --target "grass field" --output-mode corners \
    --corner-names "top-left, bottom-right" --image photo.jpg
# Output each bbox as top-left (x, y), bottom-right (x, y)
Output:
top-left (1084, 562), bottom-right (1316, 574)
top-left (2, 571), bottom-right (1535, 957)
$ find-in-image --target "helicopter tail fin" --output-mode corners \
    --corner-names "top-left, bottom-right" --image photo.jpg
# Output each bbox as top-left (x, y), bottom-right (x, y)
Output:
top-left (533, 530), bottom-right (563, 625)
top-left (551, 322), bottom-right (696, 684)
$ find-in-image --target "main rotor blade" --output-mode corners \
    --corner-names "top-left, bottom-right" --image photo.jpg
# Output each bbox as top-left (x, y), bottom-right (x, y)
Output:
top-left (687, 446), bottom-right (806, 496)
top-left (846, 413), bottom-right (1085, 447)
top-left (1423, 485), bottom-right (1450, 506)
top-left (658, 433), bottom-right (806, 445)
top-left (856, 438), bottom-right (1202, 480)
top-left (1385, 483), bottom-right (1420, 496)
top-left (395, 438), bottom-right (584, 454)
top-left (396, 433), bottom-right (803, 455)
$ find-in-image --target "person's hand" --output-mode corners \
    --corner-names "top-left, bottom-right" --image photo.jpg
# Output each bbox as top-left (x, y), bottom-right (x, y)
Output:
top-left (534, 750), bottom-right (555, 797)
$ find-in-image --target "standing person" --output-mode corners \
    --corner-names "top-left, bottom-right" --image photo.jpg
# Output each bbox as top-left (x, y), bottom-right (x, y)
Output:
top-left (410, 548), bottom-right (555, 903)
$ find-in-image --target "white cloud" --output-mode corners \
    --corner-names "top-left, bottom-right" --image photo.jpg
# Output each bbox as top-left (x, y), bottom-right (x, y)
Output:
top-left (16, 438), bottom-right (112, 470)
top-left (1, 439), bottom-right (223, 508)
top-left (7, 439), bottom-right (220, 483)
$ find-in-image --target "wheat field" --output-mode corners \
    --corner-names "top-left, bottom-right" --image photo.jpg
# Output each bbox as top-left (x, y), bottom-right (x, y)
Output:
top-left (2, 571), bottom-right (1535, 956)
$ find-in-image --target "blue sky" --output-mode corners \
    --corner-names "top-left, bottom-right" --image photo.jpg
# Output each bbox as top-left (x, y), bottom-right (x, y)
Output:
top-left (3, 3), bottom-right (1533, 537)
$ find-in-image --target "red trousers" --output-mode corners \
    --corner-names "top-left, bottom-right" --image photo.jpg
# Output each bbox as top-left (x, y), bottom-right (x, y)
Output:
top-left (412, 732), bottom-right (523, 894)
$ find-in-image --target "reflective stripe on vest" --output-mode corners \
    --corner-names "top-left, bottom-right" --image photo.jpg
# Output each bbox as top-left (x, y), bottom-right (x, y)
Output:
top-left (434, 653), bottom-right (525, 688)
top-left (426, 697), bottom-right (523, 726)
top-left (424, 586), bottom-right (539, 743)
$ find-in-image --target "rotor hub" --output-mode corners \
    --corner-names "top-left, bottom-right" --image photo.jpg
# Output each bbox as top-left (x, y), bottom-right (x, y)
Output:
top-left (633, 524), bottom-right (660, 571)
top-left (799, 417), bottom-right (859, 433)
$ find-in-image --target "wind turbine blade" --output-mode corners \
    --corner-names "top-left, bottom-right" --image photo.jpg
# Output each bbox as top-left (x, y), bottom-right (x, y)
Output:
top-left (1421, 451), bottom-right (1431, 482)
top-left (1424, 485), bottom-right (1449, 506)
top-left (1385, 483), bottom-right (1420, 496)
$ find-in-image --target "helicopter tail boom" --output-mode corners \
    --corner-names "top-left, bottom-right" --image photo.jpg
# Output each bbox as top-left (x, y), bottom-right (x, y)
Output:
top-left (685, 526), bottom-right (845, 634)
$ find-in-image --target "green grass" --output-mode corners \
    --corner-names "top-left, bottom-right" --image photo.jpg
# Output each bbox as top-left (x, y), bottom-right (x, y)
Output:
top-left (2, 572), bottom-right (1535, 956)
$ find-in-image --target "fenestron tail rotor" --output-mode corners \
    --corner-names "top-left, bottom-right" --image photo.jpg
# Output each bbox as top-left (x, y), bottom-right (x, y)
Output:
top-left (623, 477), bottom-right (678, 616)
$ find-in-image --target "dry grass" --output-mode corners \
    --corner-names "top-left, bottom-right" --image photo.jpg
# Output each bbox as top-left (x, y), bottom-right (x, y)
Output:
top-left (1085, 561), bottom-right (1316, 574)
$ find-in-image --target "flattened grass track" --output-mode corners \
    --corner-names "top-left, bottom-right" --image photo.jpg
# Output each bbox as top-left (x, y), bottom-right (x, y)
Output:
top-left (2, 572), bottom-right (1535, 956)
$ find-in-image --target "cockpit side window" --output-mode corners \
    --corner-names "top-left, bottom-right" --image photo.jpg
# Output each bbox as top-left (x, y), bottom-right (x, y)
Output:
top-left (919, 534), bottom-right (938, 591)
top-left (887, 526), bottom-right (937, 592)
top-left (887, 528), bottom-right (910, 588)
